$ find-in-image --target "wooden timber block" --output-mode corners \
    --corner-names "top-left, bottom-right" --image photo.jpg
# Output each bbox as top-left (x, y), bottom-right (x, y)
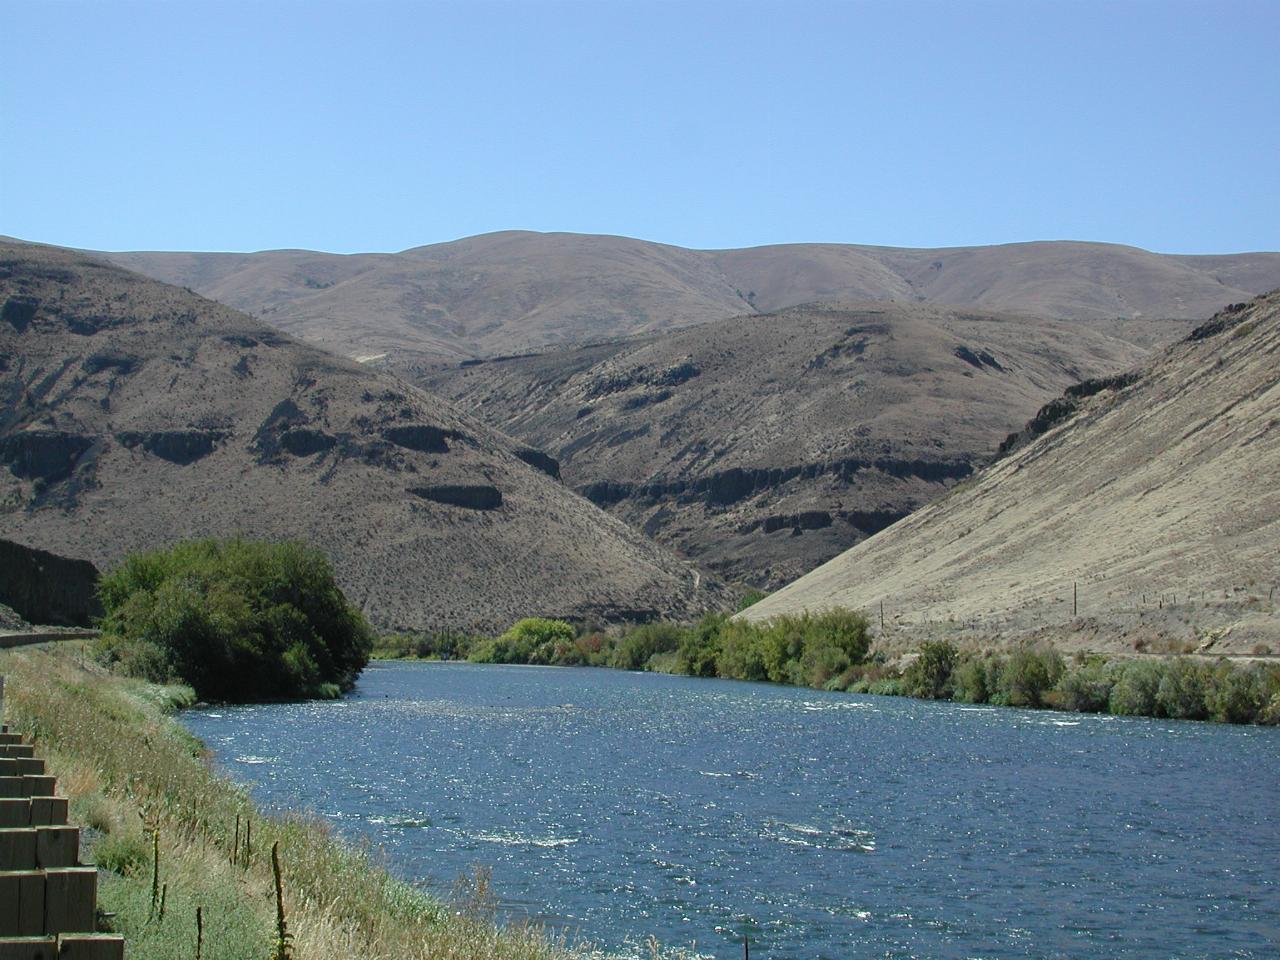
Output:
top-left (0, 760), bottom-right (17, 777)
top-left (0, 746), bottom-right (35, 760)
top-left (35, 828), bottom-right (79, 869)
top-left (0, 799), bottom-right (29, 828)
top-left (56, 936), bottom-right (124, 960)
top-left (0, 734), bottom-right (23, 746)
top-left (20, 778), bottom-right (56, 799)
top-left (13, 761), bottom-right (44, 778)
top-left (0, 828), bottom-right (37, 870)
top-left (0, 938), bottom-right (59, 960)
top-left (0, 779), bottom-right (24, 799)
top-left (43, 869), bottom-right (96, 935)
top-left (28, 799), bottom-right (67, 828)
top-left (0, 871), bottom-right (46, 936)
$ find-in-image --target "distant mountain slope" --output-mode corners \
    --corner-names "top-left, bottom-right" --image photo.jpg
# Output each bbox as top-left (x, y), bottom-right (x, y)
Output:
top-left (0, 241), bottom-right (722, 633)
top-left (102, 232), bottom-right (1280, 362)
top-left (740, 293), bottom-right (1280, 655)
top-left (105, 233), bottom-right (747, 362)
top-left (421, 302), bottom-right (1153, 587)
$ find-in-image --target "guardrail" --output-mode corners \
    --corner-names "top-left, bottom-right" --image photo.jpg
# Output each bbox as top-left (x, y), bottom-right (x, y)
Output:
top-left (0, 633), bottom-right (101, 652)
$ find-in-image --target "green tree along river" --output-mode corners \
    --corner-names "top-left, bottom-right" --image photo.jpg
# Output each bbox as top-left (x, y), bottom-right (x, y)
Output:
top-left (182, 662), bottom-right (1279, 959)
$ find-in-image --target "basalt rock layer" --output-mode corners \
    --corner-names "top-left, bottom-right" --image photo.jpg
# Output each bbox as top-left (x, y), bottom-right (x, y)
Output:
top-left (421, 302), bottom-right (1154, 586)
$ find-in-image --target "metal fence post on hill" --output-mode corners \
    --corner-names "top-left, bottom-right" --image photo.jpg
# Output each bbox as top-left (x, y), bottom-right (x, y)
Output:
top-left (0, 674), bottom-right (5, 725)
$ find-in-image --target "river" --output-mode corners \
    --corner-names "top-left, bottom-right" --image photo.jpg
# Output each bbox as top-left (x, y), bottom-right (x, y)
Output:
top-left (181, 661), bottom-right (1279, 959)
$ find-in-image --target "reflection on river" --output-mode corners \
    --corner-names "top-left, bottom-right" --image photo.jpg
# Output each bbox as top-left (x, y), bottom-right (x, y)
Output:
top-left (182, 661), bottom-right (1279, 958)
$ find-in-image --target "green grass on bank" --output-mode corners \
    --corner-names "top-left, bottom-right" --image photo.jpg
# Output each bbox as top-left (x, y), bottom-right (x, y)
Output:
top-left (0, 643), bottom-right (604, 960)
top-left (376, 615), bottom-right (1280, 726)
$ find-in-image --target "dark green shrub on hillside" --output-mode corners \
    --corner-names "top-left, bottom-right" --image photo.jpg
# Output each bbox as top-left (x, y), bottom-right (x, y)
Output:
top-left (1205, 662), bottom-right (1266, 724)
top-left (798, 638), bottom-right (857, 689)
top-left (609, 622), bottom-right (685, 671)
top-left (675, 614), bottom-right (727, 677)
top-left (373, 631), bottom-right (475, 660)
top-left (993, 644), bottom-right (1064, 708)
top-left (1260, 667), bottom-right (1280, 725)
top-left (1052, 659), bottom-right (1115, 713)
top-left (716, 609), bottom-right (870, 687)
top-left (901, 641), bottom-right (959, 700)
top-left (866, 676), bottom-right (903, 697)
top-left (1155, 658), bottom-right (1210, 720)
top-left (97, 538), bottom-right (372, 701)
top-left (468, 618), bottom-right (577, 665)
top-left (757, 618), bottom-right (809, 684)
top-left (951, 655), bottom-right (995, 704)
top-left (1260, 689), bottom-right (1280, 726)
top-left (1108, 660), bottom-right (1164, 716)
top-left (735, 590), bottom-right (767, 612)
top-left (715, 618), bottom-right (771, 682)
top-left (789, 611), bottom-right (868, 687)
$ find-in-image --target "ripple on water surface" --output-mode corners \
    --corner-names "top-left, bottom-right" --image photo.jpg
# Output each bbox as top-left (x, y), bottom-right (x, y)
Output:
top-left (182, 662), bottom-right (1280, 959)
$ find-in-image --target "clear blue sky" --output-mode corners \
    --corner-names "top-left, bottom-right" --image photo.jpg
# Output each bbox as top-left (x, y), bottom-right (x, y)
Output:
top-left (3, 0), bottom-right (1277, 254)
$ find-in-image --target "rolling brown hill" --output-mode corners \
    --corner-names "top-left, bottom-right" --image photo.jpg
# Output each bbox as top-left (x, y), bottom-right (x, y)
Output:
top-left (419, 302), bottom-right (1156, 587)
top-left (740, 293), bottom-right (1280, 656)
top-left (0, 241), bottom-right (723, 633)
top-left (101, 233), bottom-right (1280, 363)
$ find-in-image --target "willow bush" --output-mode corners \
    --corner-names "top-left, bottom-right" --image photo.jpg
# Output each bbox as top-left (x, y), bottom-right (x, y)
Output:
top-left (96, 538), bottom-right (372, 701)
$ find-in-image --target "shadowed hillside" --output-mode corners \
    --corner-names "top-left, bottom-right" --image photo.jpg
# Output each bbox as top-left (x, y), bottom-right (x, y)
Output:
top-left (102, 232), bottom-right (1280, 363)
top-left (421, 302), bottom-right (1153, 586)
top-left (741, 293), bottom-right (1280, 656)
top-left (0, 241), bottom-right (724, 632)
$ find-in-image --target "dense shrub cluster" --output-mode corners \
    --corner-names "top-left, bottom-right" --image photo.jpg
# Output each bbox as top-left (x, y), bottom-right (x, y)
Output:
top-left (468, 618), bottom-right (580, 665)
top-left (375, 613), bottom-right (1279, 727)
top-left (608, 621), bottom-right (687, 671)
top-left (386, 609), bottom-right (875, 688)
top-left (96, 538), bottom-right (373, 701)
top-left (896, 641), bottom-right (1280, 725)
top-left (714, 609), bottom-right (871, 687)
top-left (900, 641), bottom-right (959, 700)
top-left (373, 631), bottom-right (475, 661)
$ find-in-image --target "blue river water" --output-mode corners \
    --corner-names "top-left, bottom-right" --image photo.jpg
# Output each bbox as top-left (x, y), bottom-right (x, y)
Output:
top-left (181, 662), bottom-right (1279, 959)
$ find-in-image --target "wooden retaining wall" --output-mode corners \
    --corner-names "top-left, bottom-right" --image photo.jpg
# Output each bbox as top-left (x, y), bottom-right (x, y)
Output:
top-left (0, 676), bottom-right (125, 959)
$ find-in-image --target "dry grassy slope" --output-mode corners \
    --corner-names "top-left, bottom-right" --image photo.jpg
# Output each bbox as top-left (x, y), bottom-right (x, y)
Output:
top-left (106, 232), bottom-right (750, 362)
top-left (741, 293), bottom-right (1280, 656)
top-left (420, 302), bottom-right (1153, 587)
top-left (102, 232), bottom-right (1280, 362)
top-left (0, 241), bottom-right (724, 633)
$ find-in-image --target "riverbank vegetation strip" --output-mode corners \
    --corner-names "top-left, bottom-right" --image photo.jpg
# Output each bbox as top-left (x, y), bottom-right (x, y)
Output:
top-left (0, 642), bottom-right (598, 960)
top-left (375, 614), bottom-right (1280, 725)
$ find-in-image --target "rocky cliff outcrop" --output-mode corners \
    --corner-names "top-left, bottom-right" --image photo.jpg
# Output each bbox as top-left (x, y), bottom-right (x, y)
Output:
top-left (424, 301), bottom-right (1156, 586)
top-left (0, 538), bottom-right (102, 627)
